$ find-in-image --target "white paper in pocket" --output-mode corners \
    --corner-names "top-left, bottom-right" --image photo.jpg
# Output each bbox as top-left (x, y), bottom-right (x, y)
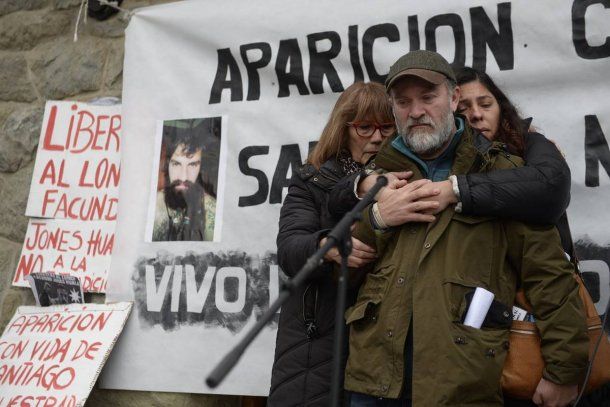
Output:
top-left (463, 287), bottom-right (495, 329)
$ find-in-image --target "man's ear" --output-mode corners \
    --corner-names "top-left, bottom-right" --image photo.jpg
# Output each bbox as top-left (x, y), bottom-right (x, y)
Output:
top-left (450, 85), bottom-right (460, 112)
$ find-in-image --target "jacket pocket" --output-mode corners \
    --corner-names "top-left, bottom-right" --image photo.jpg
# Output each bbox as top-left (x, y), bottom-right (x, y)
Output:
top-left (443, 278), bottom-right (477, 322)
top-left (344, 271), bottom-right (387, 390)
top-left (446, 213), bottom-right (497, 285)
top-left (345, 296), bottom-right (381, 325)
top-left (443, 321), bottom-right (508, 404)
top-left (345, 269), bottom-right (388, 326)
top-left (442, 277), bottom-right (509, 403)
top-left (442, 278), bottom-right (511, 329)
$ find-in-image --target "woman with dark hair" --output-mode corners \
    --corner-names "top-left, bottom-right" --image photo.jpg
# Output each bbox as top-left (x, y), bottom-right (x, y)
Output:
top-left (454, 66), bottom-right (574, 252)
top-left (440, 66), bottom-right (569, 228)
top-left (454, 67), bottom-right (609, 407)
top-left (268, 82), bottom-right (438, 406)
top-left (456, 67), bottom-right (525, 154)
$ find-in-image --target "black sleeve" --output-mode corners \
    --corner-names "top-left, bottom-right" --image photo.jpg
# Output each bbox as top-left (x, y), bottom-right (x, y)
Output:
top-left (457, 132), bottom-right (571, 224)
top-left (327, 172), bottom-right (361, 219)
top-left (276, 174), bottom-right (332, 278)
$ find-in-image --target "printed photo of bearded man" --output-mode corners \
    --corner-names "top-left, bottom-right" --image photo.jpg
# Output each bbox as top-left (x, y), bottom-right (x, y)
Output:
top-left (152, 118), bottom-right (219, 241)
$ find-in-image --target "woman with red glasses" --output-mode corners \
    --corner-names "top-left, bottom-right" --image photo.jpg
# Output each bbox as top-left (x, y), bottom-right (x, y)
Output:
top-left (268, 82), bottom-right (440, 406)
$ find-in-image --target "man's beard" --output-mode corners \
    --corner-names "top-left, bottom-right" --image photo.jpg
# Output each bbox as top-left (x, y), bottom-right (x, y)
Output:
top-left (164, 180), bottom-right (204, 211)
top-left (396, 103), bottom-right (455, 156)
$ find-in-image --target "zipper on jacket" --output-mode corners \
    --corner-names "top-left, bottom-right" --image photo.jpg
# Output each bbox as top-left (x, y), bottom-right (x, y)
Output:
top-left (302, 283), bottom-right (319, 340)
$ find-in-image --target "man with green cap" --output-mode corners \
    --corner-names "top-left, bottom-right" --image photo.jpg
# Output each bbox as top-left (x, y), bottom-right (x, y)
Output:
top-left (344, 50), bottom-right (588, 406)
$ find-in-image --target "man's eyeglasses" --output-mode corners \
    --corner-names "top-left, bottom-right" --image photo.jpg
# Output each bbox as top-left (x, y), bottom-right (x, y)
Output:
top-left (347, 121), bottom-right (396, 137)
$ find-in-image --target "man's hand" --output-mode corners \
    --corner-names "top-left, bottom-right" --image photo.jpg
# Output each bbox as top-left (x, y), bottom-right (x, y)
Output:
top-left (532, 378), bottom-right (578, 407)
top-left (320, 237), bottom-right (377, 268)
top-left (357, 171), bottom-right (412, 200)
top-left (412, 180), bottom-right (458, 215)
top-left (376, 179), bottom-right (440, 227)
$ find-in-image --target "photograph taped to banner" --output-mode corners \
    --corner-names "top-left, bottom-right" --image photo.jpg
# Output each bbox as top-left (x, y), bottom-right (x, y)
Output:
top-left (146, 116), bottom-right (226, 243)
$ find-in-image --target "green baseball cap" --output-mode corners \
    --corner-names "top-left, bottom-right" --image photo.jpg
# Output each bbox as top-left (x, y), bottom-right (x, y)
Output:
top-left (385, 50), bottom-right (456, 91)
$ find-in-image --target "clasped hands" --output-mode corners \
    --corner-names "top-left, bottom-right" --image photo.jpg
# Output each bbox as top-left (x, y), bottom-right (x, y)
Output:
top-left (358, 171), bottom-right (457, 227)
top-left (320, 171), bottom-right (457, 267)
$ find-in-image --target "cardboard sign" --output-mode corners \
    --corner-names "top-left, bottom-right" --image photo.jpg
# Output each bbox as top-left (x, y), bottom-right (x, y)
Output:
top-left (13, 219), bottom-right (114, 293)
top-left (26, 101), bottom-right (121, 221)
top-left (0, 302), bottom-right (132, 407)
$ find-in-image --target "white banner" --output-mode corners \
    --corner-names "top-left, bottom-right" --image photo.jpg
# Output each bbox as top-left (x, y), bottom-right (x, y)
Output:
top-left (100, 0), bottom-right (610, 396)
top-left (13, 219), bottom-right (115, 293)
top-left (0, 302), bottom-right (132, 407)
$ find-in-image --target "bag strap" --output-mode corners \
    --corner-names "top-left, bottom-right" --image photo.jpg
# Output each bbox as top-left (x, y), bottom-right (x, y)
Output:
top-left (553, 212), bottom-right (600, 320)
top-left (557, 212), bottom-right (579, 271)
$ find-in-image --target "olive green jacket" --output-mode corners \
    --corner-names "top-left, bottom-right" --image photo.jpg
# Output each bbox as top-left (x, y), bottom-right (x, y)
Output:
top-left (345, 127), bottom-right (589, 405)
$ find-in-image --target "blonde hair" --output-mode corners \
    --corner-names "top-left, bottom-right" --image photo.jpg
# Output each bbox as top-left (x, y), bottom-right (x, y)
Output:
top-left (308, 82), bottom-right (393, 169)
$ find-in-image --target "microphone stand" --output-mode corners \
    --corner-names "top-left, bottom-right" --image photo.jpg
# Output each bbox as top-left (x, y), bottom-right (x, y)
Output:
top-left (326, 175), bottom-right (387, 406)
top-left (206, 176), bottom-right (388, 407)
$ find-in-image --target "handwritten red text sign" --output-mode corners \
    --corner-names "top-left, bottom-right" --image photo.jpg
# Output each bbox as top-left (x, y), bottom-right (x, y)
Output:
top-left (26, 102), bottom-right (122, 221)
top-left (0, 302), bottom-right (132, 407)
top-left (13, 219), bottom-right (115, 293)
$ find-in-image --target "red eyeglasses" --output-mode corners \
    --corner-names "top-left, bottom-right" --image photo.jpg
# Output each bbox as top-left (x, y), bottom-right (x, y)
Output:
top-left (347, 121), bottom-right (396, 137)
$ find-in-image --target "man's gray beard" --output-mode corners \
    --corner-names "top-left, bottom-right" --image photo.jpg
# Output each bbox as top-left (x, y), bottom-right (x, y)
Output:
top-left (397, 108), bottom-right (455, 156)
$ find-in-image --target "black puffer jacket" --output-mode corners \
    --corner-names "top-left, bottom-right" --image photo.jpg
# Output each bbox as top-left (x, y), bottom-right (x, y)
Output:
top-left (457, 132), bottom-right (570, 224)
top-left (269, 158), bottom-right (356, 407)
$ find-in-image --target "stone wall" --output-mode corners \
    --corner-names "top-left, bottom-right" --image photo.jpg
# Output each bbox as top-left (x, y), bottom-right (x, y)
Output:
top-left (0, 1), bottom-right (245, 405)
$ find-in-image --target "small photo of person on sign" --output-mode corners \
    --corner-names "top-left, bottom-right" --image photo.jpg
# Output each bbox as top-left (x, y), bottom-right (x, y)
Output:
top-left (152, 117), bottom-right (221, 242)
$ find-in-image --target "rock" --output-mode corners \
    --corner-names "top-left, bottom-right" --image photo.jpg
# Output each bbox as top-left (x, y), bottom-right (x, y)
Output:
top-left (54, 0), bottom-right (82, 10)
top-left (0, 104), bottom-right (44, 172)
top-left (185, 394), bottom-right (242, 407)
top-left (0, 53), bottom-right (37, 102)
top-left (31, 37), bottom-right (106, 100)
top-left (0, 0), bottom-right (47, 17)
top-left (0, 102), bottom-right (16, 126)
top-left (87, 388), bottom-right (241, 407)
top-left (151, 393), bottom-right (241, 407)
top-left (19, 284), bottom-right (36, 305)
top-left (87, 389), bottom-right (148, 407)
top-left (0, 10), bottom-right (72, 51)
top-left (101, 89), bottom-right (122, 99)
top-left (0, 237), bottom-right (22, 308)
top-left (0, 162), bottom-right (34, 242)
top-left (0, 289), bottom-right (26, 334)
top-left (84, 15), bottom-right (128, 38)
top-left (105, 40), bottom-right (124, 90)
